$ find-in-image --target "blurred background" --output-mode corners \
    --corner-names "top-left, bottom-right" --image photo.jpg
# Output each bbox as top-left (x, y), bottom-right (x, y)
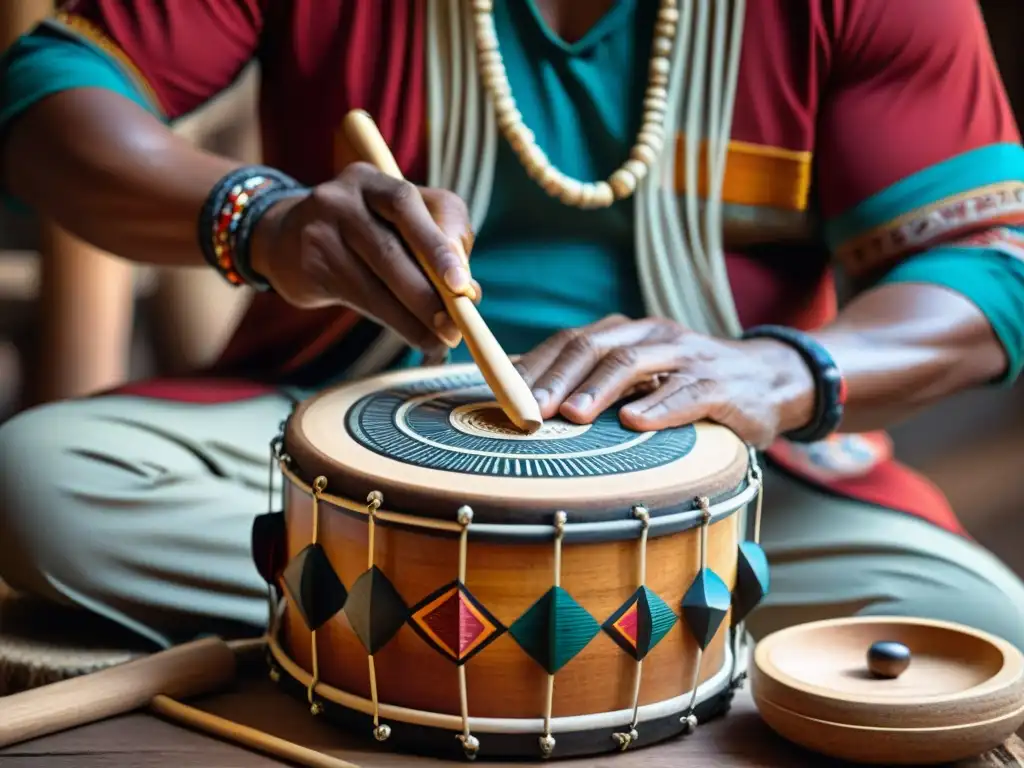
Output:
top-left (0, 1), bottom-right (1020, 576)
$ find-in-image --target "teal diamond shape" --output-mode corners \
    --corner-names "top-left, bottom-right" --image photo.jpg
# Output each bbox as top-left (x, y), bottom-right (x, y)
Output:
top-left (681, 569), bottom-right (731, 650)
top-left (732, 541), bottom-right (770, 625)
top-left (509, 586), bottom-right (600, 674)
top-left (643, 586), bottom-right (679, 654)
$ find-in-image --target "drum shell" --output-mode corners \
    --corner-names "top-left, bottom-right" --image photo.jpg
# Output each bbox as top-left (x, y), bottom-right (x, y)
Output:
top-left (279, 477), bottom-right (742, 721)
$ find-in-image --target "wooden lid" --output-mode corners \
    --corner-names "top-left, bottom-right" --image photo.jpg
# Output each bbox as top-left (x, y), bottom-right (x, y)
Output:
top-left (750, 616), bottom-right (1024, 764)
top-left (285, 364), bottom-right (749, 524)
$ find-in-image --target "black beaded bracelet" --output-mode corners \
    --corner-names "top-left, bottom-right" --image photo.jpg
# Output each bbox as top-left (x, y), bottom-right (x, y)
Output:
top-left (198, 165), bottom-right (302, 288)
top-left (741, 324), bottom-right (847, 443)
top-left (233, 185), bottom-right (311, 291)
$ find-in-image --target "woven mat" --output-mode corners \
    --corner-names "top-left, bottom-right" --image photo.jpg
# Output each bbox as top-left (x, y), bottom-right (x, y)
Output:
top-left (0, 584), bottom-right (150, 695)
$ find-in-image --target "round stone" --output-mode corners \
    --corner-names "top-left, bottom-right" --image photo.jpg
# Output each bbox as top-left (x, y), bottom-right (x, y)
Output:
top-left (867, 640), bottom-right (912, 679)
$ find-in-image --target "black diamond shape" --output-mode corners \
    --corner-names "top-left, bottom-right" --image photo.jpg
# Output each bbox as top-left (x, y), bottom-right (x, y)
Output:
top-left (344, 566), bottom-right (408, 654)
top-left (251, 511), bottom-right (286, 586)
top-left (281, 543), bottom-right (347, 631)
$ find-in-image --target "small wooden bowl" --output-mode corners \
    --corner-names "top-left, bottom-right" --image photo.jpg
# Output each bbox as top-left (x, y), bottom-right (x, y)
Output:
top-left (750, 616), bottom-right (1024, 765)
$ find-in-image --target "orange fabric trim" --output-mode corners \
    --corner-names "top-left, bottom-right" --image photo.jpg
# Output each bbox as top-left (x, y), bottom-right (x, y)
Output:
top-left (53, 11), bottom-right (165, 117)
top-left (673, 136), bottom-right (812, 212)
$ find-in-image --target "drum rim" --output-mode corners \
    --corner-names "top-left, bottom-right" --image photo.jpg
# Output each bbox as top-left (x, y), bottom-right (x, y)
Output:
top-left (279, 456), bottom-right (760, 543)
top-left (282, 365), bottom-right (752, 526)
top-left (265, 617), bottom-right (745, 747)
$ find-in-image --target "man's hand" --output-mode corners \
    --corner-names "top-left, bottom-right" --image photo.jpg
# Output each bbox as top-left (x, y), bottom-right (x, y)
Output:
top-left (249, 162), bottom-right (480, 359)
top-left (515, 315), bottom-right (818, 448)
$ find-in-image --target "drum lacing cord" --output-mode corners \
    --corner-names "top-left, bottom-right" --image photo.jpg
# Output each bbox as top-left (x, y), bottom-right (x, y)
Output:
top-left (750, 449), bottom-right (764, 546)
top-left (307, 475), bottom-right (329, 715)
top-left (538, 510), bottom-right (568, 759)
top-left (365, 491), bottom-right (392, 743)
top-left (681, 497), bottom-right (713, 734)
top-left (455, 506), bottom-right (481, 759)
top-left (265, 433), bottom-right (285, 635)
top-left (612, 505), bottom-right (651, 751)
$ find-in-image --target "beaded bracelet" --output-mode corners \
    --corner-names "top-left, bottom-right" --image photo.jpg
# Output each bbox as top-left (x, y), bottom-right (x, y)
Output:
top-left (233, 185), bottom-right (311, 290)
top-left (198, 166), bottom-right (303, 289)
top-left (741, 325), bottom-right (847, 444)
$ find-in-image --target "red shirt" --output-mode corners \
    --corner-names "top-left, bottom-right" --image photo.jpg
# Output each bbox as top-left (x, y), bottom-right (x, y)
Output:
top-left (59, 0), bottom-right (1024, 534)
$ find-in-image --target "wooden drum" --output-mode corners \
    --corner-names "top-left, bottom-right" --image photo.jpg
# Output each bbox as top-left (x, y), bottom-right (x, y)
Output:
top-left (252, 364), bottom-right (770, 761)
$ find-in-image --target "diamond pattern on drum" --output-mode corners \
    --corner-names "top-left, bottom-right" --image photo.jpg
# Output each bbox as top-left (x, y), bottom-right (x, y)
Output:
top-left (602, 586), bottom-right (678, 661)
top-left (344, 566), bottom-right (408, 654)
top-left (681, 569), bottom-right (731, 650)
top-left (509, 586), bottom-right (600, 674)
top-left (408, 580), bottom-right (506, 665)
top-left (281, 543), bottom-right (347, 631)
top-left (251, 510), bottom-right (287, 587)
top-left (732, 541), bottom-right (770, 625)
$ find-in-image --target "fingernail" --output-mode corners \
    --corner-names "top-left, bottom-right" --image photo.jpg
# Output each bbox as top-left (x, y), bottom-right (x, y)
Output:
top-left (532, 388), bottom-right (550, 408)
top-left (444, 265), bottom-right (471, 293)
top-left (566, 393), bottom-right (593, 412)
top-left (433, 311), bottom-right (462, 348)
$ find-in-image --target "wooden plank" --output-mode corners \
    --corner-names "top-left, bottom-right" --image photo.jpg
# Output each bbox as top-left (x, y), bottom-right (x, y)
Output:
top-left (1, 678), bottom-right (1020, 767)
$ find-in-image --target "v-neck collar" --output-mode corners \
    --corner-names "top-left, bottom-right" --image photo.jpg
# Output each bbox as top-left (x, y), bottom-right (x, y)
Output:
top-left (520, 0), bottom-right (636, 56)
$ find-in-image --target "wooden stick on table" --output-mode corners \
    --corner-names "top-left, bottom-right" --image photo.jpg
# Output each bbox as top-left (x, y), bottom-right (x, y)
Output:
top-left (0, 636), bottom-right (237, 749)
top-left (0, 631), bottom-right (359, 768)
top-left (150, 694), bottom-right (361, 768)
top-left (341, 109), bottom-right (543, 434)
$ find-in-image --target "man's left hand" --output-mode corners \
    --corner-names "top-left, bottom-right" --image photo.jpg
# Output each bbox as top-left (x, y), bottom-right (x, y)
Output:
top-left (515, 315), bottom-right (817, 449)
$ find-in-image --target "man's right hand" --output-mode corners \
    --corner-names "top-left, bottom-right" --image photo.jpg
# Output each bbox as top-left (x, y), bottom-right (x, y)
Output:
top-left (249, 162), bottom-right (479, 357)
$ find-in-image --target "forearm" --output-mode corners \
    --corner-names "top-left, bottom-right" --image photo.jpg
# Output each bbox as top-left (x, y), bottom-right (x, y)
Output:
top-left (808, 282), bottom-right (1007, 433)
top-left (2, 87), bottom-right (242, 268)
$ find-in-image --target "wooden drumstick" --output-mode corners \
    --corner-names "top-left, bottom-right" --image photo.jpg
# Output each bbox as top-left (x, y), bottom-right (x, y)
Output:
top-left (0, 636), bottom-right (236, 748)
top-left (341, 109), bottom-right (542, 434)
top-left (150, 695), bottom-right (362, 768)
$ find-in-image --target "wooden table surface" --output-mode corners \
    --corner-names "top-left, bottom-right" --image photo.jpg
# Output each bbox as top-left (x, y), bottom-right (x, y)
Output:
top-left (1, 676), bottom-right (1022, 768)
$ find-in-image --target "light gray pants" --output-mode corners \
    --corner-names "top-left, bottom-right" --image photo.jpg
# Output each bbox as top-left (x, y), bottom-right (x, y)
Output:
top-left (1, 392), bottom-right (1023, 651)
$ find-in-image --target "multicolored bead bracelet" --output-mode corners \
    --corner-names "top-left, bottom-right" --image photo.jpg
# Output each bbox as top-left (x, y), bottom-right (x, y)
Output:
top-left (198, 166), bottom-right (305, 290)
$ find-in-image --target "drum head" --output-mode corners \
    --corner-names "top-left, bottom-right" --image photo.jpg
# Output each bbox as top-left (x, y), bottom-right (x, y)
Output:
top-left (286, 364), bottom-right (748, 524)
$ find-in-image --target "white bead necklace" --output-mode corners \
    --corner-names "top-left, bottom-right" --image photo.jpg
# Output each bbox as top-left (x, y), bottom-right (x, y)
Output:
top-left (470, 0), bottom-right (680, 209)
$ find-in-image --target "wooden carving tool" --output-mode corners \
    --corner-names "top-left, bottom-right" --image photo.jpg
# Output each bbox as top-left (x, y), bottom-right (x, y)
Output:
top-left (341, 108), bottom-right (542, 434)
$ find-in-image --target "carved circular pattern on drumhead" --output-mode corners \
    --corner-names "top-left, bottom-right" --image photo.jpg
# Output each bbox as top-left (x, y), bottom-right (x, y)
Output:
top-left (344, 372), bottom-right (697, 478)
top-left (449, 402), bottom-right (593, 441)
